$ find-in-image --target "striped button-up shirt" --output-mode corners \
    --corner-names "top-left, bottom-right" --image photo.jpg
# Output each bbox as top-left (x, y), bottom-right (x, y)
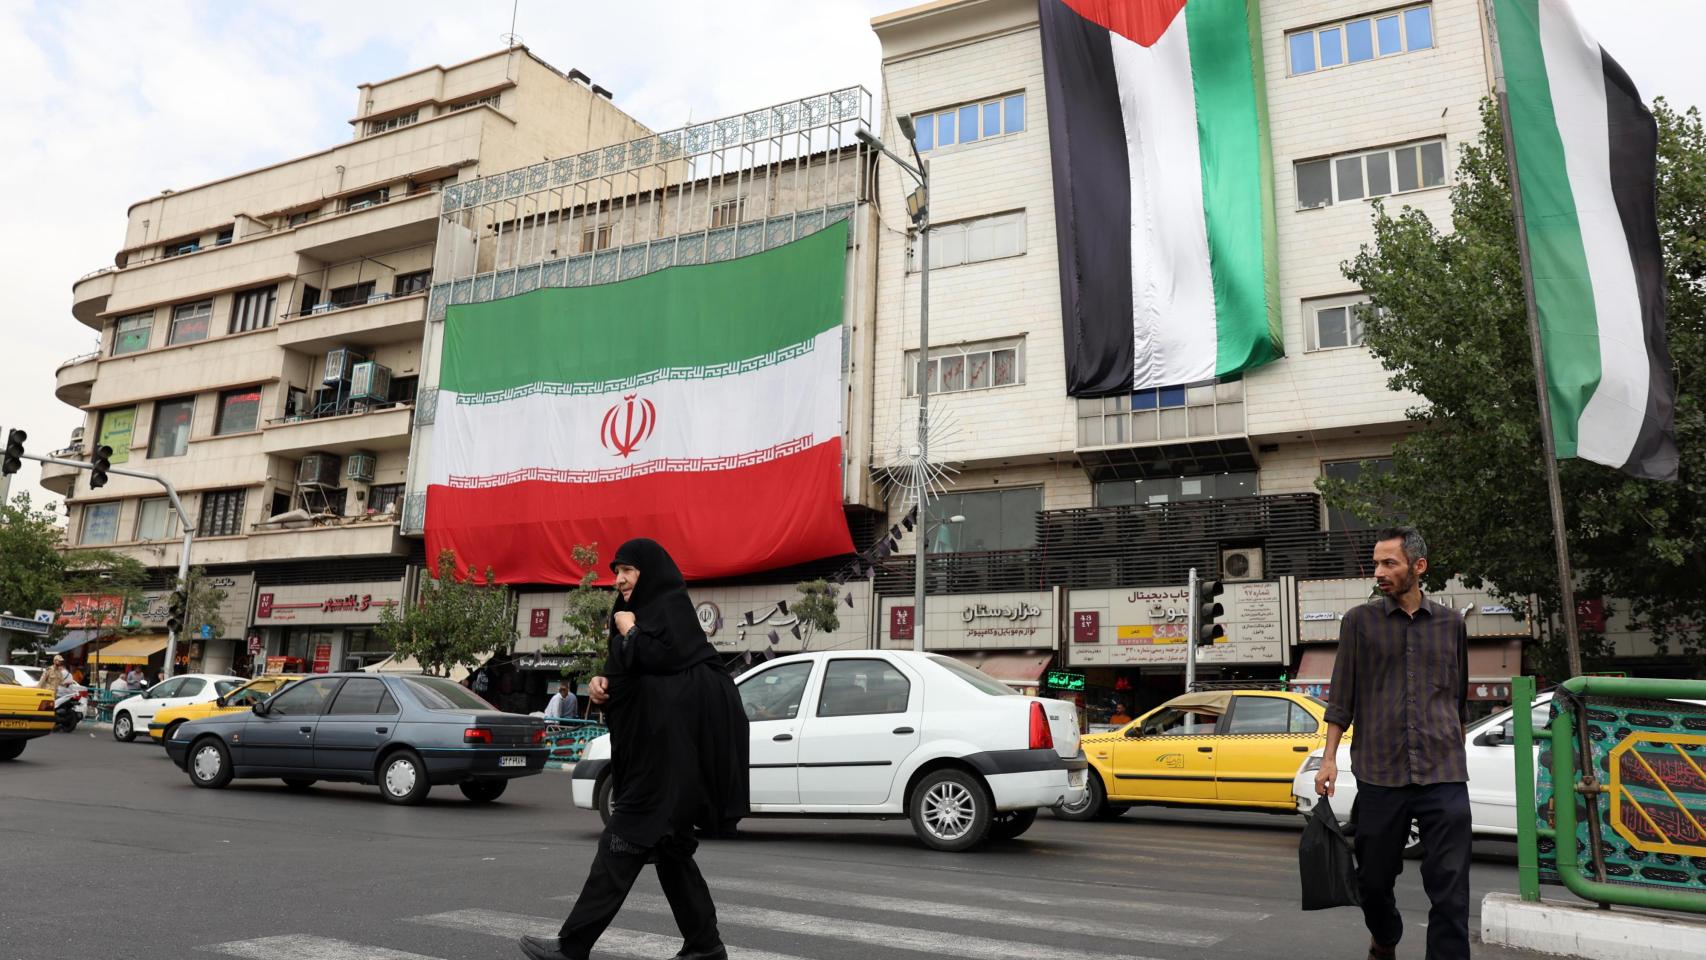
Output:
top-left (1323, 594), bottom-right (1469, 787)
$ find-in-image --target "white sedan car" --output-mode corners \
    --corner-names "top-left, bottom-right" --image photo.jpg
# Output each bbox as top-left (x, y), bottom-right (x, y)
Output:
top-left (571, 650), bottom-right (1087, 851)
top-left (112, 673), bottom-right (243, 743)
top-left (0, 665), bottom-right (44, 687)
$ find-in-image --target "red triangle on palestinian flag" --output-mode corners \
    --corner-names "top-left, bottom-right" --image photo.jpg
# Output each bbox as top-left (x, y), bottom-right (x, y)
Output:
top-left (1060, 0), bottom-right (1187, 48)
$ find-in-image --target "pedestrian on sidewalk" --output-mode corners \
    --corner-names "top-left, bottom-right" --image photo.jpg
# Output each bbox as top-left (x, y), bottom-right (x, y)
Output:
top-left (1315, 526), bottom-right (1471, 960)
top-left (520, 537), bottom-right (748, 960)
top-left (544, 681), bottom-right (577, 720)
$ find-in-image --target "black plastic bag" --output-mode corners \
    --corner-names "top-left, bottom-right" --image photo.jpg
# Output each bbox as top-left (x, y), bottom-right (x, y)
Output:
top-left (1299, 797), bottom-right (1361, 910)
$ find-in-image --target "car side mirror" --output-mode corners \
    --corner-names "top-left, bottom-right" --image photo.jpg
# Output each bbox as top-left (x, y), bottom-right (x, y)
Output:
top-left (1498, 719), bottom-right (1515, 744)
top-left (215, 696), bottom-right (227, 707)
top-left (252, 702), bottom-right (269, 716)
top-left (1124, 725), bottom-right (1144, 738)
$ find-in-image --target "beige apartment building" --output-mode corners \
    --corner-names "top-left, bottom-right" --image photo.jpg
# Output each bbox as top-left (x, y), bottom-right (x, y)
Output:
top-left (49, 47), bottom-right (651, 677)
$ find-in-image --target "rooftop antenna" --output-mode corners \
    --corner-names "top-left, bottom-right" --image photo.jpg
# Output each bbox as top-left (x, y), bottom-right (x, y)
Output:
top-left (501, 0), bottom-right (522, 48)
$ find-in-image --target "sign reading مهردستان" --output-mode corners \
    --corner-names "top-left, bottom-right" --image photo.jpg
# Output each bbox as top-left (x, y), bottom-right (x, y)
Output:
top-left (425, 223), bottom-right (854, 585)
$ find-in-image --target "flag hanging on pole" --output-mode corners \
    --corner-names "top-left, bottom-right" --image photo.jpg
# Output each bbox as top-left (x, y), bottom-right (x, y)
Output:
top-left (1493, 0), bottom-right (1678, 480)
top-left (1038, 0), bottom-right (1283, 394)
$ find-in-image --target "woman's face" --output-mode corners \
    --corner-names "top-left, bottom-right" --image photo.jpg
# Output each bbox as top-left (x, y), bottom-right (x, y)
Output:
top-left (613, 564), bottom-right (641, 600)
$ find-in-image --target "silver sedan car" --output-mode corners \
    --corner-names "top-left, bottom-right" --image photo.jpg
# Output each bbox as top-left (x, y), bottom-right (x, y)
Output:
top-left (164, 672), bottom-right (548, 804)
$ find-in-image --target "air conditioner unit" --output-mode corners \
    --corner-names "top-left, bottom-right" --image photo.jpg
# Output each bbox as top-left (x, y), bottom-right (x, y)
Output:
top-left (347, 200), bottom-right (376, 212)
top-left (346, 451), bottom-right (377, 483)
top-left (310, 302), bottom-right (336, 315)
top-left (350, 362), bottom-right (392, 403)
top-left (323, 348), bottom-right (365, 384)
top-left (1222, 546), bottom-right (1264, 582)
top-left (297, 453), bottom-right (342, 487)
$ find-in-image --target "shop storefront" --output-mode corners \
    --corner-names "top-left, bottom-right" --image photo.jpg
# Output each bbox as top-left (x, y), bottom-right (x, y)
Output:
top-left (1065, 581), bottom-right (1293, 725)
top-left (250, 581), bottom-right (402, 677)
top-left (131, 574), bottom-right (256, 676)
top-left (879, 590), bottom-right (1060, 695)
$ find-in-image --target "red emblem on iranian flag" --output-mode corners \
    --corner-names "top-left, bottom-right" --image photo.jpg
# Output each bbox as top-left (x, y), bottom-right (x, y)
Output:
top-left (600, 394), bottom-right (656, 458)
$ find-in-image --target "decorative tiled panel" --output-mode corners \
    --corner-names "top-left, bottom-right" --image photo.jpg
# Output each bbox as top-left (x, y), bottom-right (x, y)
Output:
top-left (620, 247), bottom-right (647, 280)
top-left (415, 388), bottom-right (438, 425)
top-left (402, 493), bottom-right (426, 535)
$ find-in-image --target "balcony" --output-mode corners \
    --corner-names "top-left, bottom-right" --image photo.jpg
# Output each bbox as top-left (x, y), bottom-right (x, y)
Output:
top-left (276, 291), bottom-right (427, 353)
top-left (54, 351), bottom-right (100, 406)
top-left (38, 442), bottom-right (84, 498)
top-left (261, 402), bottom-right (413, 457)
top-left (71, 268), bottom-right (115, 329)
top-left (291, 190), bottom-right (441, 264)
top-left (245, 516), bottom-right (405, 562)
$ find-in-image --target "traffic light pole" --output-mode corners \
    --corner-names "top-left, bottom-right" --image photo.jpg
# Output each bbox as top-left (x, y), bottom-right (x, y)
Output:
top-left (1186, 567), bottom-right (1199, 692)
top-left (22, 452), bottom-right (196, 681)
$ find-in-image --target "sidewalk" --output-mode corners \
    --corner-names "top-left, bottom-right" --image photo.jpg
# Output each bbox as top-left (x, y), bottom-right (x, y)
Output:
top-left (1482, 892), bottom-right (1706, 960)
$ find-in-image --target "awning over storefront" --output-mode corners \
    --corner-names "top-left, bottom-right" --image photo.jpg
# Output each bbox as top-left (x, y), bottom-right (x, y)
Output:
top-left (46, 630), bottom-right (99, 655)
top-left (91, 635), bottom-right (169, 665)
top-left (1294, 647), bottom-right (1336, 683)
top-left (362, 654), bottom-right (472, 684)
top-left (951, 651), bottom-right (1053, 686)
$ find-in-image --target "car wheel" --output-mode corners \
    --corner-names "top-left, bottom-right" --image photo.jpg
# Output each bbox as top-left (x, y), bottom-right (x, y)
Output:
top-left (594, 774), bottom-right (613, 825)
top-left (282, 778), bottom-right (316, 791)
top-left (113, 712), bottom-right (135, 742)
top-left (188, 737), bottom-right (233, 789)
top-left (987, 808), bottom-right (1038, 841)
top-left (1052, 770), bottom-right (1108, 821)
top-left (378, 749), bottom-right (431, 805)
top-left (459, 780), bottom-right (508, 804)
top-left (0, 740), bottom-right (25, 761)
top-left (1403, 820), bottom-right (1424, 860)
top-left (164, 720), bottom-right (186, 744)
top-left (1102, 803), bottom-right (1132, 820)
top-left (909, 768), bottom-right (992, 852)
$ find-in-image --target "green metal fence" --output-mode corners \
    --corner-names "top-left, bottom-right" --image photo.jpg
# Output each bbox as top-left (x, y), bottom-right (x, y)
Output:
top-left (1514, 674), bottom-right (1706, 913)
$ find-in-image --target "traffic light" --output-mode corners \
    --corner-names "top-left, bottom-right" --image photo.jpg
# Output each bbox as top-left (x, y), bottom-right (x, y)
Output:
top-left (89, 445), bottom-right (113, 489)
top-left (166, 589), bottom-right (188, 634)
top-left (1195, 577), bottom-right (1226, 646)
top-left (2, 428), bottom-right (24, 476)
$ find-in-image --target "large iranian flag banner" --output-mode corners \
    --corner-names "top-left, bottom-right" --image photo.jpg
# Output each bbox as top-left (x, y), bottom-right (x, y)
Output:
top-left (426, 222), bottom-right (854, 583)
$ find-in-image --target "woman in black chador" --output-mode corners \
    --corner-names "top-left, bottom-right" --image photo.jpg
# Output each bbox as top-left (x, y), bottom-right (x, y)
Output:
top-left (520, 538), bottom-right (749, 960)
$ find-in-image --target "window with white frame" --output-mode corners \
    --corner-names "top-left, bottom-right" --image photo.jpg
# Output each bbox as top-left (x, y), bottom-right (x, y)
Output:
top-left (912, 92), bottom-right (1026, 153)
top-left (80, 502), bottom-right (120, 545)
top-left (365, 110), bottom-right (418, 136)
top-left (1304, 293), bottom-right (1374, 351)
top-left (447, 93), bottom-right (501, 112)
top-left (1075, 380), bottom-right (1245, 448)
top-left (1288, 4), bottom-right (1433, 76)
top-left (710, 197), bottom-right (747, 228)
top-left (168, 300), bottom-right (212, 345)
top-left (911, 211), bottom-right (1025, 272)
top-left (1295, 139), bottom-right (1447, 210)
top-left (906, 336), bottom-right (1025, 397)
top-left (112, 312), bottom-right (152, 356)
top-left (135, 497), bottom-right (177, 541)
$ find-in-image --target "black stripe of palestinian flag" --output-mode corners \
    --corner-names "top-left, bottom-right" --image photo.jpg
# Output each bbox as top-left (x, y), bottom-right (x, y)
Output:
top-left (1496, 0), bottom-right (1678, 480)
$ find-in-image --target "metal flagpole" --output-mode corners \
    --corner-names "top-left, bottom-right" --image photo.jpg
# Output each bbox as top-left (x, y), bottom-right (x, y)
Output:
top-left (1483, 0), bottom-right (1584, 677)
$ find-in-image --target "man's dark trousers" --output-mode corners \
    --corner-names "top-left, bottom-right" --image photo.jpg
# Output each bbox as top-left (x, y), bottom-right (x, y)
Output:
top-left (557, 828), bottom-right (720, 959)
top-left (1352, 781), bottom-right (1472, 960)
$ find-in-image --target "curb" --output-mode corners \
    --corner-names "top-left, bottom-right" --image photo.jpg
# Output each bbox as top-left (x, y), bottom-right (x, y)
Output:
top-left (1481, 892), bottom-right (1706, 960)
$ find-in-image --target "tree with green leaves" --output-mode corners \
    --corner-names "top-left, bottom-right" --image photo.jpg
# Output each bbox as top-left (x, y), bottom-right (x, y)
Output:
top-left (548, 543), bottom-right (615, 677)
top-left (1, 492), bottom-right (149, 660)
top-left (792, 579), bottom-right (841, 651)
top-left (175, 566), bottom-right (228, 645)
top-left (377, 550), bottom-right (515, 678)
top-left (1325, 99), bottom-right (1705, 678)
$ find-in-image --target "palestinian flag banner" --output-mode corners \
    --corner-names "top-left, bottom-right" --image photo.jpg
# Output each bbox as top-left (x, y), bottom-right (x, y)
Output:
top-left (1038, 0), bottom-right (1282, 395)
top-left (1493, 0), bottom-right (1678, 480)
top-left (425, 222), bottom-right (855, 584)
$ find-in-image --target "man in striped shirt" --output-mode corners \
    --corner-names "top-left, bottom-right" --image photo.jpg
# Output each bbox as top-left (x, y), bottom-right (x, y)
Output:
top-left (1315, 526), bottom-right (1471, 960)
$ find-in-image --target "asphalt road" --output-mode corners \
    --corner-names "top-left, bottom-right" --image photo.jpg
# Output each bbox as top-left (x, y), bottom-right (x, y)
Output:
top-left (1, 729), bottom-right (1551, 960)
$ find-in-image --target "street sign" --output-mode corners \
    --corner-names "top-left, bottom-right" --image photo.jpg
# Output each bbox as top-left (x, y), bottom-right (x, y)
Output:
top-left (0, 614), bottom-right (51, 636)
top-left (246, 635), bottom-right (262, 655)
top-left (199, 624), bottom-right (213, 639)
top-left (1045, 669), bottom-right (1086, 692)
top-left (32, 609), bottom-right (54, 624)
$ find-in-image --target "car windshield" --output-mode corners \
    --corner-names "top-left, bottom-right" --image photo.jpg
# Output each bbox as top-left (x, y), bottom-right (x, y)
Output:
top-left (215, 680), bottom-right (242, 695)
top-left (0, 673), bottom-right (16, 686)
top-left (927, 655), bottom-right (1017, 697)
top-left (403, 676), bottom-right (494, 711)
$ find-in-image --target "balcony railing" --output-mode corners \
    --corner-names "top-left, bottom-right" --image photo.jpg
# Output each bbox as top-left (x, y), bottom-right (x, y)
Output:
top-left (266, 397), bottom-right (411, 426)
top-left (57, 350), bottom-right (99, 372)
top-left (278, 288), bottom-right (426, 323)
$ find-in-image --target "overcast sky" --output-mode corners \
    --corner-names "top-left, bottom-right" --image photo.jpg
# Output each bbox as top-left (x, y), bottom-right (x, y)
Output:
top-left (3, 0), bottom-right (1701, 518)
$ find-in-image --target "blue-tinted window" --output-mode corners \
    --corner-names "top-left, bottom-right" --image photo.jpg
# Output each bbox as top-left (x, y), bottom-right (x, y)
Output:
top-left (914, 114), bottom-right (934, 152)
top-left (1004, 94), bottom-right (1025, 133)
top-left (1318, 27), bottom-right (1343, 67)
top-left (1376, 15), bottom-right (1402, 55)
top-left (958, 105), bottom-right (980, 143)
top-left (1289, 32), bottom-right (1316, 74)
top-left (938, 110), bottom-right (956, 147)
top-left (984, 102), bottom-right (1001, 138)
top-left (1131, 390), bottom-right (1158, 411)
top-left (1158, 386), bottom-right (1187, 408)
top-left (1345, 19), bottom-right (1374, 62)
top-left (1405, 7), bottom-right (1433, 49)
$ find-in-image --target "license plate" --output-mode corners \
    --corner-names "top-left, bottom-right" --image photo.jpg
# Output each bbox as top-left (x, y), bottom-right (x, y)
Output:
top-left (1069, 769), bottom-right (1086, 788)
top-left (499, 755), bottom-right (526, 768)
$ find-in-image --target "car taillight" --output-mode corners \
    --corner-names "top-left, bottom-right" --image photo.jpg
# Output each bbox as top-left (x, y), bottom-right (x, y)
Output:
top-left (463, 728), bottom-right (493, 745)
top-left (1028, 701), bottom-right (1054, 751)
top-left (38, 699), bottom-right (53, 712)
top-left (531, 729), bottom-right (546, 745)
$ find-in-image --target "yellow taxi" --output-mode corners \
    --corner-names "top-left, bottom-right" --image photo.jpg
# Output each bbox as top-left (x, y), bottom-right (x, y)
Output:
top-left (148, 674), bottom-right (303, 744)
top-left (1057, 688), bottom-right (1336, 820)
top-left (0, 671), bottom-right (56, 760)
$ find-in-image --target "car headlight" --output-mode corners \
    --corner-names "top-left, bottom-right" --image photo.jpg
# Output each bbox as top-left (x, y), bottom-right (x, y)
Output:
top-left (1301, 756), bottom-right (1323, 773)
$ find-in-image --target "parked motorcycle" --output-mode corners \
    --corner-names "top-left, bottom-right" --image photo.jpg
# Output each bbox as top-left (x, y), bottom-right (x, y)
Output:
top-left (53, 684), bottom-right (88, 732)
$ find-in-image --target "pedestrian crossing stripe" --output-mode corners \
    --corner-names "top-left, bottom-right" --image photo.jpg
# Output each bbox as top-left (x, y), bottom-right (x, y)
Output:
top-left (409, 908), bottom-right (813, 960)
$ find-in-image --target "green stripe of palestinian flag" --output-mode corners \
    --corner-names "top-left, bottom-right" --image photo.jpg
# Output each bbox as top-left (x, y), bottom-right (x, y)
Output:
top-left (1495, 0), bottom-right (1677, 480)
top-left (442, 221), bottom-right (848, 393)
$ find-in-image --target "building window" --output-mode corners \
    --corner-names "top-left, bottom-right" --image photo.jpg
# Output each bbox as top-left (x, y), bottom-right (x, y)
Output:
top-left (1322, 457), bottom-right (1394, 529)
top-left (906, 337), bottom-right (1025, 396)
top-left (393, 270), bottom-right (432, 296)
top-left (1288, 4), bottom-right (1433, 76)
top-left (112, 312), bottom-right (152, 356)
top-left (329, 281), bottom-right (376, 307)
top-left (230, 285), bottom-right (276, 333)
top-left (1296, 139), bottom-right (1447, 209)
top-left (148, 397), bottom-right (194, 458)
top-left (912, 211), bottom-right (1025, 272)
top-left (447, 93), bottom-right (501, 112)
top-left (168, 300), bottom-right (212, 345)
top-left (365, 111), bottom-right (417, 136)
top-left (96, 407), bottom-right (136, 465)
top-left (344, 188), bottom-right (390, 212)
top-left (80, 502), bottom-right (120, 545)
top-left (215, 226), bottom-right (234, 246)
top-left (582, 225), bottom-right (611, 253)
top-left (710, 197), bottom-right (747, 228)
top-left (388, 375), bottom-right (419, 406)
top-left (367, 483), bottom-right (405, 516)
top-left (199, 488), bottom-right (248, 537)
top-left (1076, 380), bottom-right (1244, 447)
top-left (926, 487), bottom-right (1041, 553)
top-left (135, 497), bottom-right (177, 541)
top-left (1304, 294), bottom-right (1374, 351)
top-left (1095, 472), bottom-right (1258, 507)
top-left (216, 388), bottom-right (262, 435)
top-left (163, 237), bottom-right (200, 258)
top-left (913, 92), bottom-right (1026, 152)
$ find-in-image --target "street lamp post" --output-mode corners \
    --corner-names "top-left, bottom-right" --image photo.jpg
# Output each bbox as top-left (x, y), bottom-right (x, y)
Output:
top-left (857, 118), bottom-right (932, 653)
